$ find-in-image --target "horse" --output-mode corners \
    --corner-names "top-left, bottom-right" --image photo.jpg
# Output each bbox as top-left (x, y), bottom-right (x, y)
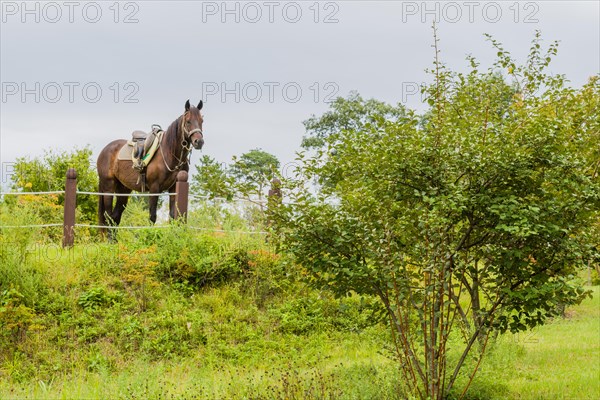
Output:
top-left (96, 100), bottom-right (204, 235)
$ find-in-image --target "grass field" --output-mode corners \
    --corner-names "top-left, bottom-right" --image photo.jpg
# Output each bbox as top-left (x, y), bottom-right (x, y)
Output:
top-left (465, 286), bottom-right (600, 400)
top-left (1, 218), bottom-right (599, 399)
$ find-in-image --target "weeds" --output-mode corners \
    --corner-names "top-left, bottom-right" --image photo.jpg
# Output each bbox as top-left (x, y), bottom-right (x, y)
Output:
top-left (0, 198), bottom-right (597, 399)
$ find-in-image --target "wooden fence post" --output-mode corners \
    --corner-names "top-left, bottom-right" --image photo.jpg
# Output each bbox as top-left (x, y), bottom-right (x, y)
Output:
top-left (267, 178), bottom-right (282, 225)
top-left (174, 170), bottom-right (189, 221)
top-left (63, 168), bottom-right (77, 248)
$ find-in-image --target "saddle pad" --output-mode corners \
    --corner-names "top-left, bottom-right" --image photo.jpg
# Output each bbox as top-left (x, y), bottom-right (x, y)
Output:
top-left (117, 142), bottom-right (134, 161)
top-left (116, 131), bottom-right (164, 166)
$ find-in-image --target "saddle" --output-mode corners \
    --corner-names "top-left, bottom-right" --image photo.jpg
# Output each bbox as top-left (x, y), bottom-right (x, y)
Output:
top-left (130, 124), bottom-right (163, 171)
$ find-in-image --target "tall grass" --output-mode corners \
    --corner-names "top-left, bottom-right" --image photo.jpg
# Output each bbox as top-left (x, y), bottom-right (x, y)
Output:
top-left (0, 200), bottom-right (598, 399)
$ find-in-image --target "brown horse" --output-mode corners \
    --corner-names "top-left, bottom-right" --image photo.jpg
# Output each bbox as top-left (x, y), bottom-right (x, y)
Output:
top-left (97, 100), bottom-right (204, 234)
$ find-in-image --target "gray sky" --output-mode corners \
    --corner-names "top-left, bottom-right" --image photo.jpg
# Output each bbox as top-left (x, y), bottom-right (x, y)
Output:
top-left (1, 0), bottom-right (599, 183)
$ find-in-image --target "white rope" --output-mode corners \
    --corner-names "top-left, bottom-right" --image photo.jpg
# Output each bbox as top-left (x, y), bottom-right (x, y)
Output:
top-left (74, 223), bottom-right (172, 229)
top-left (0, 191), bottom-right (291, 205)
top-left (73, 223), bottom-right (267, 234)
top-left (189, 195), bottom-right (298, 206)
top-left (0, 222), bottom-right (267, 235)
top-left (0, 223), bottom-right (62, 228)
top-left (188, 194), bottom-right (268, 205)
top-left (76, 191), bottom-right (169, 197)
top-left (0, 190), bottom-right (169, 197)
top-left (187, 226), bottom-right (268, 234)
top-left (234, 197), bottom-right (267, 205)
top-left (0, 191), bottom-right (65, 196)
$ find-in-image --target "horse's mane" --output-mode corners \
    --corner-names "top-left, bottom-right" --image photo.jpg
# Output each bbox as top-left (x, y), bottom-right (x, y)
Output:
top-left (164, 115), bottom-right (182, 151)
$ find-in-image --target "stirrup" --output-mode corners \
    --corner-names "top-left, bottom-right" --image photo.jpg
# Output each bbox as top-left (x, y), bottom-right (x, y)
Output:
top-left (133, 158), bottom-right (144, 171)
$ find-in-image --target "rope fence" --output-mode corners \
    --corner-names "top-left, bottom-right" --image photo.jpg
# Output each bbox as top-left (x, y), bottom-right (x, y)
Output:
top-left (0, 191), bottom-right (65, 196)
top-left (188, 194), bottom-right (297, 206)
top-left (76, 191), bottom-right (169, 197)
top-left (73, 223), bottom-right (267, 234)
top-left (0, 169), bottom-right (277, 242)
top-left (1, 191), bottom-right (262, 200)
top-left (0, 190), bottom-right (65, 229)
top-left (189, 194), bottom-right (267, 204)
top-left (0, 223), bottom-right (63, 229)
top-left (74, 223), bottom-right (173, 230)
top-left (0, 223), bottom-right (268, 234)
top-left (187, 226), bottom-right (268, 234)
top-left (2, 192), bottom-right (282, 204)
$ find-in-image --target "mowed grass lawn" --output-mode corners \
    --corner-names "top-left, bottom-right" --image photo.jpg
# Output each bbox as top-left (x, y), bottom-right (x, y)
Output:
top-left (469, 286), bottom-right (600, 400)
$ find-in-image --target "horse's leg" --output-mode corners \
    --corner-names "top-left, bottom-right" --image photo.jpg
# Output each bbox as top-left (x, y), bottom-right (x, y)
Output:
top-left (98, 180), bottom-right (115, 238)
top-left (105, 183), bottom-right (130, 241)
top-left (101, 194), bottom-right (115, 240)
top-left (97, 138), bottom-right (129, 239)
top-left (169, 189), bottom-right (176, 220)
top-left (148, 183), bottom-right (160, 224)
top-left (111, 184), bottom-right (132, 226)
top-left (98, 194), bottom-right (107, 237)
top-left (103, 195), bottom-right (115, 223)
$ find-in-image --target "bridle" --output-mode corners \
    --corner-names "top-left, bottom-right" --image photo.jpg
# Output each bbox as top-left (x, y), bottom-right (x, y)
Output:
top-left (161, 112), bottom-right (203, 172)
top-left (182, 111), bottom-right (204, 149)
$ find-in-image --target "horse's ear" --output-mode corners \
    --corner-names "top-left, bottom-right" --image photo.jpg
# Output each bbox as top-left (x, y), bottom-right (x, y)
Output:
top-left (185, 99), bottom-right (191, 111)
top-left (197, 100), bottom-right (203, 110)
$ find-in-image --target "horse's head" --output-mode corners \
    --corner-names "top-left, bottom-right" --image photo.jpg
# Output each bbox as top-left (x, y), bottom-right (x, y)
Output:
top-left (183, 99), bottom-right (204, 150)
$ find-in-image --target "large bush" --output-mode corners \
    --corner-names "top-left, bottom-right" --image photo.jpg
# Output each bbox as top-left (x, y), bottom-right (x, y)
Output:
top-left (276, 32), bottom-right (600, 399)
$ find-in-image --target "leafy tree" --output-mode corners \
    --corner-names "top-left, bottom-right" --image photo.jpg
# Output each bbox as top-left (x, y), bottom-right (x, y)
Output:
top-left (301, 91), bottom-right (408, 150)
top-left (230, 149), bottom-right (280, 200)
top-left (275, 31), bottom-right (599, 399)
top-left (7, 146), bottom-right (98, 224)
top-left (191, 155), bottom-right (235, 200)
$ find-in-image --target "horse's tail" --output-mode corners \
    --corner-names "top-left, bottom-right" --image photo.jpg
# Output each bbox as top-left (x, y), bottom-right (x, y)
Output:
top-left (98, 192), bottom-right (104, 225)
top-left (98, 189), bottom-right (107, 237)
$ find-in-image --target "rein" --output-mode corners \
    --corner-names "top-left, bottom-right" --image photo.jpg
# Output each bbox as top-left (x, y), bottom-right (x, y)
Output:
top-left (160, 112), bottom-right (202, 172)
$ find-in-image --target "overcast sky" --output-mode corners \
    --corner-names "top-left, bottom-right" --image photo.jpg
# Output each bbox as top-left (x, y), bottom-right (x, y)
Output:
top-left (1, 0), bottom-right (599, 184)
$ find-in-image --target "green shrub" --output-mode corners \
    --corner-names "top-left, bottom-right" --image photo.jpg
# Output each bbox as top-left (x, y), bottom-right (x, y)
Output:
top-left (124, 223), bottom-right (274, 290)
top-left (78, 287), bottom-right (116, 311)
top-left (0, 206), bottom-right (47, 307)
top-left (0, 288), bottom-right (36, 344)
top-left (271, 293), bottom-right (382, 335)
